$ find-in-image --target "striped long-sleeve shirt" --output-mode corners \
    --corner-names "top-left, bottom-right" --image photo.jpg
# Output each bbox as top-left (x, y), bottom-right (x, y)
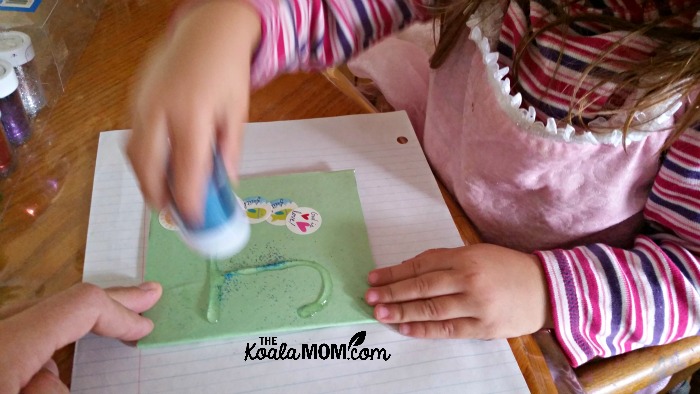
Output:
top-left (536, 127), bottom-right (700, 366)
top-left (180, 0), bottom-right (700, 366)
top-left (244, 0), bottom-right (431, 87)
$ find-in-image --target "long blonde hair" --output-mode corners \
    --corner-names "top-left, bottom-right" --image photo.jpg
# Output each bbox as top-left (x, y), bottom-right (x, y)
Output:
top-left (430, 0), bottom-right (700, 147)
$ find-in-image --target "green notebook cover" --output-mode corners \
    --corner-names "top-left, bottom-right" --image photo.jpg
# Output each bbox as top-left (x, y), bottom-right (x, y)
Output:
top-left (139, 170), bottom-right (376, 347)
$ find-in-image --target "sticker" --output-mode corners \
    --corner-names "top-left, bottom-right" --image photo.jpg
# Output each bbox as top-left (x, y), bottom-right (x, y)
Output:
top-left (158, 209), bottom-right (179, 231)
top-left (243, 196), bottom-right (272, 224)
top-left (286, 207), bottom-right (322, 235)
top-left (266, 198), bottom-right (298, 226)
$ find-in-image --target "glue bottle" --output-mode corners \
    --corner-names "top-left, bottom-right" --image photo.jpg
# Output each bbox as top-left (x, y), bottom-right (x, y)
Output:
top-left (169, 152), bottom-right (250, 259)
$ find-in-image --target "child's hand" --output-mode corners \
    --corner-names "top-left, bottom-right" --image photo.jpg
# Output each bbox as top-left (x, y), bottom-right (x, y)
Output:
top-left (365, 244), bottom-right (552, 339)
top-left (127, 1), bottom-right (261, 225)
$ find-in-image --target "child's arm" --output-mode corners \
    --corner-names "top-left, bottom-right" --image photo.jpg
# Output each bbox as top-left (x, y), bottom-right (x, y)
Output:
top-left (128, 0), bottom-right (430, 226)
top-left (537, 125), bottom-right (700, 367)
top-left (243, 0), bottom-right (432, 88)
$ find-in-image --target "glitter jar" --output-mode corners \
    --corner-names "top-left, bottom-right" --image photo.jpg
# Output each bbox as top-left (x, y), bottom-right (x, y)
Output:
top-left (0, 31), bottom-right (46, 117)
top-left (169, 152), bottom-right (250, 259)
top-left (0, 60), bottom-right (31, 146)
top-left (0, 115), bottom-right (15, 178)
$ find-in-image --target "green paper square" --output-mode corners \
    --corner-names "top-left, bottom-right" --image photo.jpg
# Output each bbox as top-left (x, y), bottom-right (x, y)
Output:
top-left (139, 170), bottom-right (376, 347)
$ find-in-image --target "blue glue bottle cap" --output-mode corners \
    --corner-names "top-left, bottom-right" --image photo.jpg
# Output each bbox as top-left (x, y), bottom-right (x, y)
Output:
top-left (170, 153), bottom-right (250, 259)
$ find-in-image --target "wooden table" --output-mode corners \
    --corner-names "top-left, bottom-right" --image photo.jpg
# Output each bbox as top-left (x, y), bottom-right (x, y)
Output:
top-left (0, 0), bottom-right (555, 391)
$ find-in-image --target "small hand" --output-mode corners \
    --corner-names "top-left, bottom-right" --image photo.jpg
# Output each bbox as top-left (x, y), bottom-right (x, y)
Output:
top-left (0, 282), bottom-right (162, 393)
top-left (365, 244), bottom-right (552, 339)
top-left (127, 1), bottom-right (260, 225)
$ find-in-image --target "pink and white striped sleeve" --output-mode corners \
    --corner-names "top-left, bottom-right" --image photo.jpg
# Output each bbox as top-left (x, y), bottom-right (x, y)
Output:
top-left (536, 126), bottom-right (700, 367)
top-left (240, 0), bottom-right (431, 88)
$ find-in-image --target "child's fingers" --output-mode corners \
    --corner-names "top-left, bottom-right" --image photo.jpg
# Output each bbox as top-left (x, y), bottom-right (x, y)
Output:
top-left (372, 295), bottom-right (470, 324)
top-left (367, 255), bottom-right (454, 286)
top-left (364, 272), bottom-right (462, 305)
top-left (168, 112), bottom-right (216, 226)
top-left (127, 113), bottom-right (170, 209)
top-left (397, 317), bottom-right (483, 339)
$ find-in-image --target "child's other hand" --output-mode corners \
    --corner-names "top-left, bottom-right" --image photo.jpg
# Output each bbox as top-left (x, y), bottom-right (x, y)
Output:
top-left (127, 1), bottom-right (260, 225)
top-left (365, 244), bottom-right (552, 339)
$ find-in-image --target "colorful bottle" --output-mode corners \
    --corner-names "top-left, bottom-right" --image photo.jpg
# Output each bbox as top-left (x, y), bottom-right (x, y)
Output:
top-left (169, 152), bottom-right (250, 259)
top-left (0, 31), bottom-right (46, 117)
top-left (0, 60), bottom-right (30, 146)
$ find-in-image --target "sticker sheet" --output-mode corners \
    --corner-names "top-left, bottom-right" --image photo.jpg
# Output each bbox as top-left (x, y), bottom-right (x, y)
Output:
top-left (140, 170), bottom-right (376, 347)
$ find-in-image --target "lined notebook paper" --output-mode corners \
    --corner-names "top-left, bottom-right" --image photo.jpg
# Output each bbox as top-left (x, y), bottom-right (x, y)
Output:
top-left (72, 112), bottom-right (529, 393)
